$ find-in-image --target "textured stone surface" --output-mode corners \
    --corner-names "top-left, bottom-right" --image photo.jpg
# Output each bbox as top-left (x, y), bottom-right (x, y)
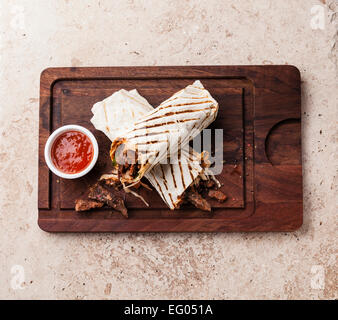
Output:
top-left (0, 0), bottom-right (336, 299)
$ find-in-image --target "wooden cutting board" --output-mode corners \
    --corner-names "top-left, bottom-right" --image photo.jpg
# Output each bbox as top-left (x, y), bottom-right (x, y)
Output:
top-left (38, 66), bottom-right (302, 232)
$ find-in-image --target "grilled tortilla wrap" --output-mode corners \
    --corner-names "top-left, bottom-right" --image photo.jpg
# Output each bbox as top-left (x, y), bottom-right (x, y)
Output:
top-left (91, 86), bottom-right (215, 209)
top-left (110, 80), bottom-right (219, 185)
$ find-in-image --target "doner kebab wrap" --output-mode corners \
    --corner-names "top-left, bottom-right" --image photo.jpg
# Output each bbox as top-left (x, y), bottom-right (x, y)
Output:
top-left (91, 81), bottom-right (220, 210)
top-left (109, 80), bottom-right (219, 186)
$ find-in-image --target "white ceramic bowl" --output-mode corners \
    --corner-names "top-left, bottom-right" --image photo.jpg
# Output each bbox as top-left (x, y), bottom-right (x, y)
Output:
top-left (44, 125), bottom-right (99, 179)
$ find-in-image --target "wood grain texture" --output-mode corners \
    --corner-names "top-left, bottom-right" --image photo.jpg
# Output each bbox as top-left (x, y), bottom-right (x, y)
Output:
top-left (38, 66), bottom-right (302, 232)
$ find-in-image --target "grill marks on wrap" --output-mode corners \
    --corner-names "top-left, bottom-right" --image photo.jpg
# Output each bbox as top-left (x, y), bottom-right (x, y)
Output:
top-left (159, 164), bottom-right (174, 208)
top-left (129, 130), bottom-right (170, 141)
top-left (168, 193), bottom-right (174, 206)
top-left (164, 94), bottom-right (209, 103)
top-left (149, 171), bottom-right (165, 202)
top-left (187, 163), bottom-right (194, 182)
top-left (160, 165), bottom-right (168, 191)
top-left (166, 138), bottom-right (170, 162)
top-left (103, 103), bottom-right (110, 132)
top-left (134, 104), bottom-right (215, 125)
top-left (143, 150), bottom-right (159, 167)
top-left (131, 118), bottom-right (200, 132)
top-left (132, 99), bottom-right (214, 133)
top-left (195, 113), bottom-right (211, 135)
top-left (177, 137), bottom-right (186, 190)
top-left (141, 97), bottom-right (211, 118)
top-left (149, 165), bottom-right (174, 208)
top-left (170, 164), bottom-right (177, 188)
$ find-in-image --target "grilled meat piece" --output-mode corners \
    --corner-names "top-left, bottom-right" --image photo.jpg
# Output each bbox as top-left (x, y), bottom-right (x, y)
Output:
top-left (208, 190), bottom-right (227, 202)
top-left (101, 178), bottom-right (119, 188)
top-left (100, 171), bottom-right (120, 188)
top-left (116, 147), bottom-right (140, 181)
top-left (185, 187), bottom-right (211, 212)
top-left (205, 180), bottom-right (216, 189)
top-left (88, 183), bottom-right (128, 218)
top-left (197, 179), bottom-right (216, 192)
top-left (75, 199), bottom-right (104, 212)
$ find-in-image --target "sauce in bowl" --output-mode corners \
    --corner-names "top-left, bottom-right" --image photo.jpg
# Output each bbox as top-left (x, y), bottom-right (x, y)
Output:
top-left (51, 130), bottom-right (93, 174)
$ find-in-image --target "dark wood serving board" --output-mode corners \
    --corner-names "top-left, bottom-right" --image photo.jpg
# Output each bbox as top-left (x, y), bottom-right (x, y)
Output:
top-left (38, 66), bottom-right (302, 232)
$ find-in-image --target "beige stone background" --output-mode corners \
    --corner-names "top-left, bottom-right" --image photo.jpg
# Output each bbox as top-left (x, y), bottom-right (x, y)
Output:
top-left (0, 0), bottom-right (337, 300)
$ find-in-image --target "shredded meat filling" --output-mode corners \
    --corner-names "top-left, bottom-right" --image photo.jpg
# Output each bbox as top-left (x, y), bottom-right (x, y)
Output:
top-left (88, 183), bottom-right (128, 218)
top-left (185, 186), bottom-right (211, 212)
top-left (75, 199), bottom-right (104, 212)
top-left (115, 146), bottom-right (140, 181)
top-left (183, 177), bottom-right (227, 211)
top-left (208, 190), bottom-right (227, 202)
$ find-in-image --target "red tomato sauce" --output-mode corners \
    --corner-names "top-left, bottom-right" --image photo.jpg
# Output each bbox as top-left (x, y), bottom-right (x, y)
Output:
top-left (51, 130), bottom-right (93, 174)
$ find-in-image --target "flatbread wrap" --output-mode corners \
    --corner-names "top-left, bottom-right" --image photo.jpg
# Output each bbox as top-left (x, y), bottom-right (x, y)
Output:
top-left (91, 84), bottom-right (219, 210)
top-left (109, 80), bottom-right (219, 185)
